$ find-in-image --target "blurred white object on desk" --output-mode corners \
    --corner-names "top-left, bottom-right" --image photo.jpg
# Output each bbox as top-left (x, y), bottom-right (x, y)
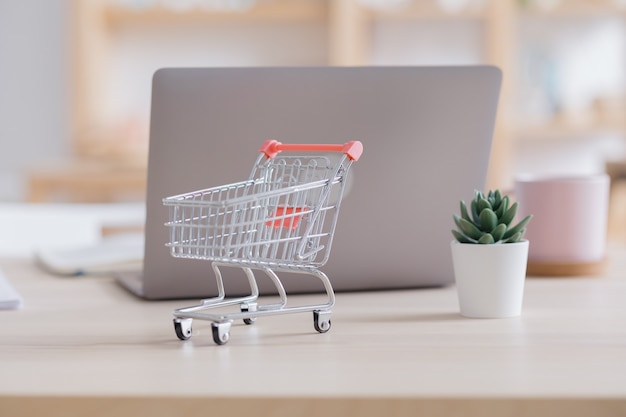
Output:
top-left (0, 203), bottom-right (145, 258)
top-left (35, 232), bottom-right (144, 276)
top-left (0, 267), bottom-right (22, 309)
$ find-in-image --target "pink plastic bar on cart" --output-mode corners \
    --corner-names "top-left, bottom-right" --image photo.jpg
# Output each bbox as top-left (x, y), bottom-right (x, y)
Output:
top-left (259, 140), bottom-right (363, 161)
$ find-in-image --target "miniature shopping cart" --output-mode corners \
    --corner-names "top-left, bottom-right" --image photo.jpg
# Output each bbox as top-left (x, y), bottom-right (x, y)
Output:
top-left (163, 140), bottom-right (363, 345)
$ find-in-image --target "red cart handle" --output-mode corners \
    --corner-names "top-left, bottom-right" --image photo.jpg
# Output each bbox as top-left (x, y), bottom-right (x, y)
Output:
top-left (259, 140), bottom-right (363, 161)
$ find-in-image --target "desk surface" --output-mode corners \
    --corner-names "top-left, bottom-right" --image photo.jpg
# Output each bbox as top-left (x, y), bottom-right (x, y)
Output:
top-left (2, 245), bottom-right (626, 417)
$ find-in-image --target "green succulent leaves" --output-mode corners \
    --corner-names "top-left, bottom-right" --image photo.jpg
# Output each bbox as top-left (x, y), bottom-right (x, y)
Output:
top-left (452, 189), bottom-right (532, 244)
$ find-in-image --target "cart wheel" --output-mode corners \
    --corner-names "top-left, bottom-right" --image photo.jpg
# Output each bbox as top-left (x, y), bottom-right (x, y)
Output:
top-left (241, 303), bottom-right (257, 325)
top-left (174, 318), bottom-right (193, 340)
top-left (211, 321), bottom-right (231, 345)
top-left (313, 310), bottom-right (332, 333)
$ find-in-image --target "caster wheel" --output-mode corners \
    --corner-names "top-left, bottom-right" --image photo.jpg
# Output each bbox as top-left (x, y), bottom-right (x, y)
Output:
top-left (174, 318), bottom-right (192, 340)
top-left (211, 321), bottom-right (232, 345)
top-left (241, 303), bottom-right (257, 325)
top-left (313, 310), bottom-right (332, 333)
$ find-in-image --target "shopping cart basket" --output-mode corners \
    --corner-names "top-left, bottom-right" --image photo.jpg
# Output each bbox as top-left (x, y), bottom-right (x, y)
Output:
top-left (163, 140), bottom-right (363, 345)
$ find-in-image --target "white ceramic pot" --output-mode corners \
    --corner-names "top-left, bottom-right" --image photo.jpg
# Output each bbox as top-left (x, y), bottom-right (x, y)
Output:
top-left (450, 240), bottom-right (529, 318)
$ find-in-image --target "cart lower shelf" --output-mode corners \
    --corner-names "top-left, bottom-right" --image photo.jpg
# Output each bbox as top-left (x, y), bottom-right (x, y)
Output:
top-left (171, 261), bottom-right (335, 345)
top-left (173, 308), bottom-right (332, 345)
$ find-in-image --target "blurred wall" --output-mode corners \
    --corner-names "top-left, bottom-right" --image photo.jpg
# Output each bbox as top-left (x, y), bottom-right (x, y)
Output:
top-left (0, 0), bottom-right (71, 201)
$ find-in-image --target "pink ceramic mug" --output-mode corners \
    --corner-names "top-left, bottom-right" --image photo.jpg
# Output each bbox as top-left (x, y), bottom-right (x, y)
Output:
top-left (514, 174), bottom-right (610, 275)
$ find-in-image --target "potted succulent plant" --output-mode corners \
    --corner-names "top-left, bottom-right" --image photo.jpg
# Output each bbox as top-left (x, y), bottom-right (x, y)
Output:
top-left (450, 189), bottom-right (532, 318)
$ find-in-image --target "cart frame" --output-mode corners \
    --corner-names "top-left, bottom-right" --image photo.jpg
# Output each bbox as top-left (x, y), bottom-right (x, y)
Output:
top-left (163, 140), bottom-right (362, 344)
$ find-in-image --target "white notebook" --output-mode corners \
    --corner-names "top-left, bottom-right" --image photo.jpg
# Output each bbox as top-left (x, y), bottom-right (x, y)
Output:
top-left (35, 233), bottom-right (144, 276)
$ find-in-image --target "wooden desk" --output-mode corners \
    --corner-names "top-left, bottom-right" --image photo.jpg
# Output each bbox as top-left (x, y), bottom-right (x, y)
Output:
top-left (1, 245), bottom-right (626, 417)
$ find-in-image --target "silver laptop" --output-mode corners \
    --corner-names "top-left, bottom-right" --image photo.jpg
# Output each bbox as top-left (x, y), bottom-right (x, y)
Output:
top-left (118, 66), bottom-right (501, 300)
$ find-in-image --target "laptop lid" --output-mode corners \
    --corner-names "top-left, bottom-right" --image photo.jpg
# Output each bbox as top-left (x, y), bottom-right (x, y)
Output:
top-left (121, 66), bottom-right (500, 300)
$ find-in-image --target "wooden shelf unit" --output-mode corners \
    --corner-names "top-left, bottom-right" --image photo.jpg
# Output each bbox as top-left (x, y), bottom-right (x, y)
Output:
top-left (53, 0), bottom-right (626, 203)
top-left (103, 1), bottom-right (327, 25)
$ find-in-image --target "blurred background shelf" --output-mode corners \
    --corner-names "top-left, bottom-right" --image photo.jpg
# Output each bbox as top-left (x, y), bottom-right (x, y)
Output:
top-left (1, 0), bottom-right (624, 212)
top-left (517, 0), bottom-right (626, 16)
top-left (103, 1), bottom-right (327, 25)
top-left (362, 1), bottom-right (490, 20)
top-left (27, 159), bottom-right (146, 203)
top-left (516, 114), bottom-right (626, 140)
